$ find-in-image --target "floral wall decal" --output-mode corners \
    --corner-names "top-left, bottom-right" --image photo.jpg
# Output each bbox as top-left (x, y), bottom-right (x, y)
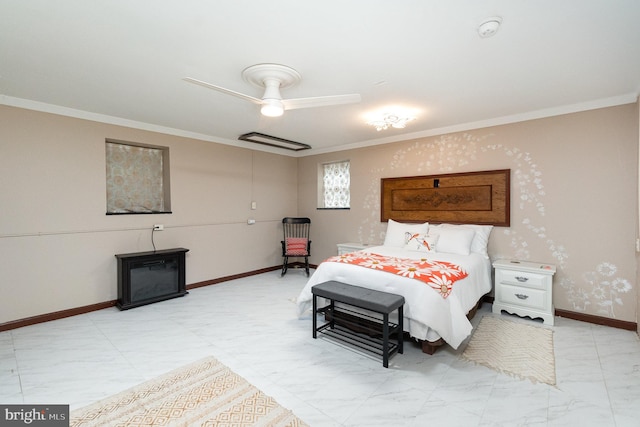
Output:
top-left (355, 131), bottom-right (633, 319)
top-left (561, 263), bottom-right (633, 316)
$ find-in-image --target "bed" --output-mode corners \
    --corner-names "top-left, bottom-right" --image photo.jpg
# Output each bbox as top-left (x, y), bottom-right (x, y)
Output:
top-left (296, 220), bottom-right (493, 354)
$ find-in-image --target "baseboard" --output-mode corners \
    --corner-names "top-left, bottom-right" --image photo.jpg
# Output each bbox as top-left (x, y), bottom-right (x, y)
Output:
top-left (10, 270), bottom-right (632, 334)
top-left (0, 301), bottom-right (117, 332)
top-left (0, 263), bottom-right (317, 332)
top-left (188, 265), bottom-right (282, 289)
top-left (481, 295), bottom-right (637, 331)
top-left (554, 309), bottom-right (637, 331)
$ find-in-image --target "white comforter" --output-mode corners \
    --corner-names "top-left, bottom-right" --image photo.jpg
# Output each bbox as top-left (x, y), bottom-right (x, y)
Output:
top-left (296, 246), bottom-right (492, 349)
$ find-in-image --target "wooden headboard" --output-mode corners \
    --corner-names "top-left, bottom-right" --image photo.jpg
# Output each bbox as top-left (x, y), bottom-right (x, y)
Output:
top-left (381, 169), bottom-right (510, 226)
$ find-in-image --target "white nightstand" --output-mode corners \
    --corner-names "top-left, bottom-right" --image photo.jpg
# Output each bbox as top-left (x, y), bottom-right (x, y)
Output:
top-left (492, 259), bottom-right (556, 325)
top-left (336, 242), bottom-right (368, 255)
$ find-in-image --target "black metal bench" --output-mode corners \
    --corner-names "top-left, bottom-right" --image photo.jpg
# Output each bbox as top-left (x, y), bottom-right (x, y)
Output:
top-left (312, 281), bottom-right (404, 368)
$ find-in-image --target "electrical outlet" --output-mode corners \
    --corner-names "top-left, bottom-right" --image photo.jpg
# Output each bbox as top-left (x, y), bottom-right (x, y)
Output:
top-left (153, 224), bottom-right (164, 231)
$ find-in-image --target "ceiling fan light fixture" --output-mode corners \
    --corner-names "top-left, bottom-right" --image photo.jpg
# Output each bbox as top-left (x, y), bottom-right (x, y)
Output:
top-left (366, 111), bottom-right (416, 131)
top-left (260, 99), bottom-right (284, 117)
top-left (184, 63), bottom-right (360, 118)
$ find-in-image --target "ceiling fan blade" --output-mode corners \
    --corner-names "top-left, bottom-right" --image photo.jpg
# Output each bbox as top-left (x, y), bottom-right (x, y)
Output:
top-left (282, 93), bottom-right (361, 110)
top-left (183, 77), bottom-right (262, 104)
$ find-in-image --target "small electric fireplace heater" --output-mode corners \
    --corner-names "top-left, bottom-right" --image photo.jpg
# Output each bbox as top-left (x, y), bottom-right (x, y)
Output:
top-left (115, 248), bottom-right (189, 310)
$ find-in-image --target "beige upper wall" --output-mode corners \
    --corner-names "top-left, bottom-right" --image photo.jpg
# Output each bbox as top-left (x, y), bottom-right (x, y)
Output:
top-left (1, 102), bottom-right (638, 325)
top-left (298, 104), bottom-right (639, 322)
top-left (0, 105), bottom-right (298, 324)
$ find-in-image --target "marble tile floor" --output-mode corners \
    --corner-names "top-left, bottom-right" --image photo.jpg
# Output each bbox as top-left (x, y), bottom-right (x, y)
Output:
top-left (1, 269), bottom-right (640, 426)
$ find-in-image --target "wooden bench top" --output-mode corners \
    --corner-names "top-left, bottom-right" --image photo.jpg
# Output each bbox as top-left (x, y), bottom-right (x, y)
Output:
top-left (312, 281), bottom-right (404, 314)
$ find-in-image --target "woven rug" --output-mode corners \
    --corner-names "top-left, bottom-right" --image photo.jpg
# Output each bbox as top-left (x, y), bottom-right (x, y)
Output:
top-left (70, 356), bottom-right (307, 427)
top-left (462, 316), bottom-right (556, 385)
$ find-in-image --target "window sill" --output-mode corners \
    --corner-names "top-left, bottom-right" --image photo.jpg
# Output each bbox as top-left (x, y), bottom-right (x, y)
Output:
top-left (106, 211), bottom-right (173, 215)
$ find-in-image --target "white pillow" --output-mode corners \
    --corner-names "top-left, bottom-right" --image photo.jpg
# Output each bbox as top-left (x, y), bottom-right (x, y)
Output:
top-left (383, 219), bottom-right (429, 247)
top-left (441, 224), bottom-right (493, 258)
top-left (434, 226), bottom-right (475, 255)
top-left (404, 232), bottom-right (438, 253)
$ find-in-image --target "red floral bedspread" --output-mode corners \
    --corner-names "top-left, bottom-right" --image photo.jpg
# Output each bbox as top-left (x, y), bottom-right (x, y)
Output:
top-left (324, 252), bottom-right (468, 298)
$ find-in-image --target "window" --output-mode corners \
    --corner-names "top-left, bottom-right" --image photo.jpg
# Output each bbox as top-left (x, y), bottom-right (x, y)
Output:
top-left (318, 160), bottom-right (350, 209)
top-left (105, 140), bottom-right (171, 214)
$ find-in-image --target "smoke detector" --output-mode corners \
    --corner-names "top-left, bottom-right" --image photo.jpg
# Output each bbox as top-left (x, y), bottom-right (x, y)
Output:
top-left (478, 16), bottom-right (502, 38)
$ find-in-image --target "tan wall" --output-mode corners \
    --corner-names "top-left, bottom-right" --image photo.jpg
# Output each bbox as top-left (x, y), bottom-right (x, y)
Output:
top-left (1, 103), bottom-right (638, 325)
top-left (0, 105), bottom-right (298, 324)
top-left (298, 104), bottom-right (639, 322)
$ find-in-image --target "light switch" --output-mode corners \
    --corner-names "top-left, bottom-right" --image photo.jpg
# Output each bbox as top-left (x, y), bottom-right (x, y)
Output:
top-left (251, 201), bottom-right (257, 210)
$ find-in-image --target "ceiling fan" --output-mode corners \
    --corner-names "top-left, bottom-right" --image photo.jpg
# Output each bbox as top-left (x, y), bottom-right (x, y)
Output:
top-left (184, 63), bottom-right (361, 117)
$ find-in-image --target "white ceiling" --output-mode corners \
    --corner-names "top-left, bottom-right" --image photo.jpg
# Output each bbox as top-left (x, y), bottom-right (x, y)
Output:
top-left (1, 0), bottom-right (639, 156)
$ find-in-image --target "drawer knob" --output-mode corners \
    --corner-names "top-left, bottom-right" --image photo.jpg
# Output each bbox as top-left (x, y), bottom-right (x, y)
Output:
top-left (515, 276), bottom-right (529, 282)
top-left (515, 293), bottom-right (529, 300)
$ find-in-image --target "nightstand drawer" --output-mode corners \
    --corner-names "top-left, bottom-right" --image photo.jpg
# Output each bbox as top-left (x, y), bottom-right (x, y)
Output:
top-left (498, 269), bottom-right (547, 288)
top-left (498, 284), bottom-right (546, 310)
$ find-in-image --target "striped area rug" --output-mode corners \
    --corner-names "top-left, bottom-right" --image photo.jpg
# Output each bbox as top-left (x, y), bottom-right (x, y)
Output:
top-left (462, 316), bottom-right (556, 385)
top-left (70, 357), bottom-right (307, 427)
